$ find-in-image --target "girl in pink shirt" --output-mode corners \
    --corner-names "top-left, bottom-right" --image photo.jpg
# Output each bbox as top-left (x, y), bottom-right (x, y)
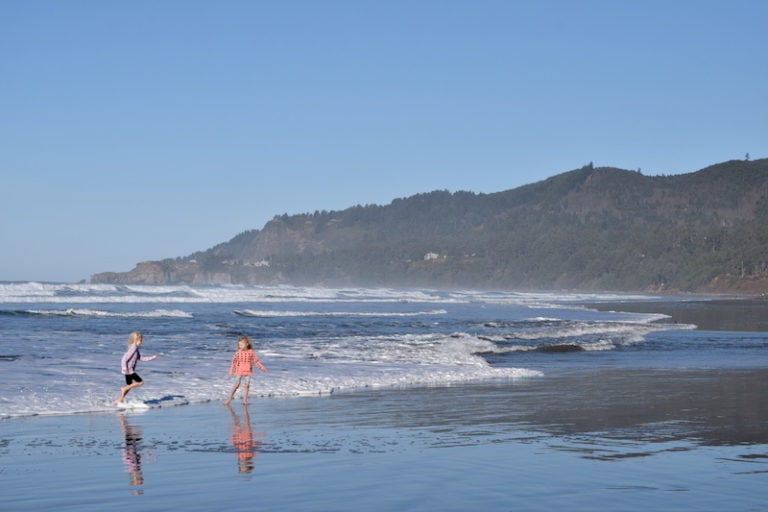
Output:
top-left (225, 335), bottom-right (267, 405)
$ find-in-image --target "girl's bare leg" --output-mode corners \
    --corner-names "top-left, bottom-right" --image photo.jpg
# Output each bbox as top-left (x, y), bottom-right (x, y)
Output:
top-left (225, 382), bottom-right (240, 405)
top-left (116, 381), bottom-right (143, 403)
top-left (242, 383), bottom-right (250, 404)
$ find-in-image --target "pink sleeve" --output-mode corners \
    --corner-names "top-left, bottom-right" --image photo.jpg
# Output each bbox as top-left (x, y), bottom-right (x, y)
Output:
top-left (253, 352), bottom-right (267, 372)
top-left (228, 353), bottom-right (237, 375)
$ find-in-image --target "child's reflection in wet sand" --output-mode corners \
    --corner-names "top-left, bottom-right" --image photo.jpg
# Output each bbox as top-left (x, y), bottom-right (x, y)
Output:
top-left (225, 404), bottom-right (264, 473)
top-left (118, 413), bottom-right (144, 494)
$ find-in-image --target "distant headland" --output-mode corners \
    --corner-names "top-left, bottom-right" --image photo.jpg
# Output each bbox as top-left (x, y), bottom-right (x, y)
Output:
top-left (92, 158), bottom-right (768, 294)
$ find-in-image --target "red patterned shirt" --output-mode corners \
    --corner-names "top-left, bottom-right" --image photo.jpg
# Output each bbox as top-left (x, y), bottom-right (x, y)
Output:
top-left (228, 349), bottom-right (267, 376)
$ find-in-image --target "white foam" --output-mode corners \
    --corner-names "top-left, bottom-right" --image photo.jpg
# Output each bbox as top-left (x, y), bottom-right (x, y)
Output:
top-left (508, 320), bottom-right (692, 342)
top-left (0, 282), bottom-right (678, 307)
top-left (234, 309), bottom-right (447, 318)
top-left (580, 339), bottom-right (617, 351)
top-left (0, 327), bottom-right (543, 419)
top-left (27, 308), bottom-right (194, 318)
top-left (116, 400), bottom-right (150, 410)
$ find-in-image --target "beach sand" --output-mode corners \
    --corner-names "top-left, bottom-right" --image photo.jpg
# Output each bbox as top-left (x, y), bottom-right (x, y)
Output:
top-left (589, 296), bottom-right (768, 332)
top-left (2, 369), bottom-right (767, 511)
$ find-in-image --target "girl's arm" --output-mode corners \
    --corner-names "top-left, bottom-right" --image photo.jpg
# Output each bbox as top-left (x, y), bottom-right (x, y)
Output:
top-left (228, 353), bottom-right (237, 375)
top-left (253, 352), bottom-right (267, 373)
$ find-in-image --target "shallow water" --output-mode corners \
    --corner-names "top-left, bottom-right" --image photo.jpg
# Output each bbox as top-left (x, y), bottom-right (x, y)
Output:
top-left (2, 284), bottom-right (768, 510)
top-left (2, 377), bottom-right (767, 512)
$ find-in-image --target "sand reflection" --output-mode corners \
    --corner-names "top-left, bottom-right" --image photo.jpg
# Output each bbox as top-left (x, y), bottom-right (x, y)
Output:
top-left (226, 404), bottom-right (264, 473)
top-left (118, 413), bottom-right (145, 494)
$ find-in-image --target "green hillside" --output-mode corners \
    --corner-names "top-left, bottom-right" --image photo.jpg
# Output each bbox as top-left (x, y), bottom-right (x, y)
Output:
top-left (92, 158), bottom-right (768, 293)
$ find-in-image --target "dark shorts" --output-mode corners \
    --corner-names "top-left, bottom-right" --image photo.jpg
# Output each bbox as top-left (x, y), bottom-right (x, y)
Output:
top-left (125, 373), bottom-right (143, 385)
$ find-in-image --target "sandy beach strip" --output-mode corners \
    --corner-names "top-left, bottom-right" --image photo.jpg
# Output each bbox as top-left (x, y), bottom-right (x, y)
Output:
top-left (2, 369), bottom-right (767, 511)
top-left (588, 296), bottom-right (768, 332)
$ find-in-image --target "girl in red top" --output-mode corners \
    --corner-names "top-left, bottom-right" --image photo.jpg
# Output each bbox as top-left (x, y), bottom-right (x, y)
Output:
top-left (225, 335), bottom-right (267, 405)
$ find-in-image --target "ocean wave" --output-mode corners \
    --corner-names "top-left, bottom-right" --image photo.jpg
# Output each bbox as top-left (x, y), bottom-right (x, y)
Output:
top-left (0, 283), bottom-right (715, 420)
top-left (0, 282), bottom-right (672, 308)
top-left (0, 364), bottom-right (544, 419)
top-left (476, 339), bottom-right (616, 354)
top-left (233, 309), bottom-right (447, 318)
top-left (23, 308), bottom-right (194, 319)
top-left (493, 319), bottom-right (694, 342)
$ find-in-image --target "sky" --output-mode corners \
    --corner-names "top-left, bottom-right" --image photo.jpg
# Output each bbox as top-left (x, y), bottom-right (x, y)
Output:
top-left (2, 0), bottom-right (766, 283)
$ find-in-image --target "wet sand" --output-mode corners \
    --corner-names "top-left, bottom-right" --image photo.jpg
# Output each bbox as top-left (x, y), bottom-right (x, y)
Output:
top-left (2, 368), bottom-right (767, 511)
top-left (589, 296), bottom-right (768, 332)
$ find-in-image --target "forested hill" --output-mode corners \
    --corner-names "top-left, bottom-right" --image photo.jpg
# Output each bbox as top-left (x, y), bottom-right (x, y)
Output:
top-left (92, 158), bottom-right (768, 293)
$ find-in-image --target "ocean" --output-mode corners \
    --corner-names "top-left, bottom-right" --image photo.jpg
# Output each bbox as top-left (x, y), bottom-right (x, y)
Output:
top-left (1, 282), bottom-right (767, 511)
top-left (0, 282), bottom-right (704, 418)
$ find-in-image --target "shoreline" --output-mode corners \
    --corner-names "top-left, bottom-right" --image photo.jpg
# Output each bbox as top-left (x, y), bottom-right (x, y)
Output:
top-left (3, 370), bottom-right (767, 511)
top-left (5, 366), bottom-right (767, 440)
top-left (4, 364), bottom-right (768, 425)
top-left (588, 295), bottom-right (768, 331)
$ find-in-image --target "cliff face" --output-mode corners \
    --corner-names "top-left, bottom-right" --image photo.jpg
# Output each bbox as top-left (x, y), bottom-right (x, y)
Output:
top-left (92, 158), bottom-right (768, 294)
top-left (92, 261), bottom-right (233, 285)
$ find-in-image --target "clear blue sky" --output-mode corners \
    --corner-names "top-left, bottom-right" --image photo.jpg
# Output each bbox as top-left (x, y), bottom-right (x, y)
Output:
top-left (2, 0), bottom-right (766, 283)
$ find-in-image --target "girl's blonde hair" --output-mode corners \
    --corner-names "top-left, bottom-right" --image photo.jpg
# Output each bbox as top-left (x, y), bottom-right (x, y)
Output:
top-left (127, 331), bottom-right (143, 347)
top-left (237, 335), bottom-right (252, 350)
